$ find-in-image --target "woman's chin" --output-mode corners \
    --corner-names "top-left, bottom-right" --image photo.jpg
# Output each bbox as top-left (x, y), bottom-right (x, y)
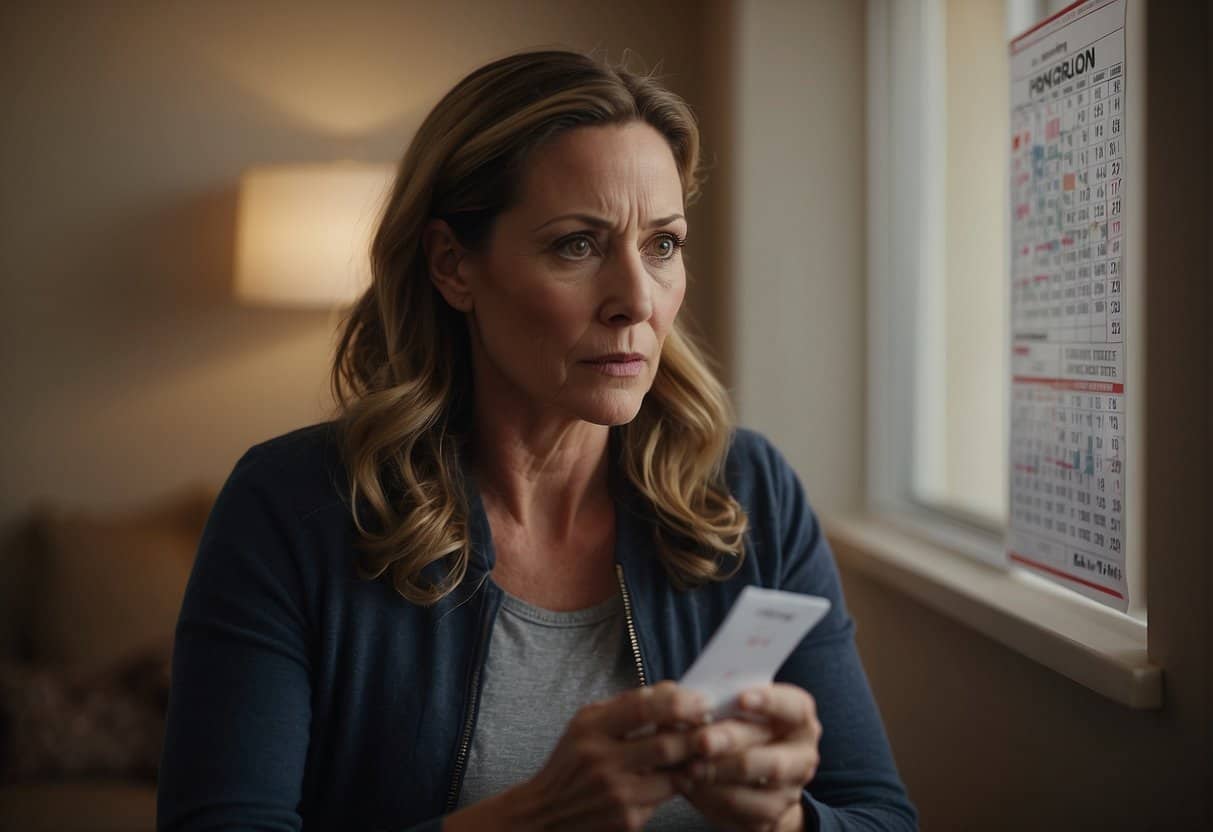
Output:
top-left (575, 391), bottom-right (647, 427)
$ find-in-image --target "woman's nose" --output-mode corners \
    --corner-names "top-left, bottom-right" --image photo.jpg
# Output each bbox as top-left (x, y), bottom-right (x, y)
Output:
top-left (599, 249), bottom-right (654, 326)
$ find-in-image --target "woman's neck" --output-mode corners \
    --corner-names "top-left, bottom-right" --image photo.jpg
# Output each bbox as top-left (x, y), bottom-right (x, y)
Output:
top-left (471, 408), bottom-right (613, 543)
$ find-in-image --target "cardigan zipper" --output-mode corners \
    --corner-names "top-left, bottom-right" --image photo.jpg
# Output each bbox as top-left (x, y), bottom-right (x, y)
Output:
top-left (443, 594), bottom-right (495, 814)
top-left (615, 562), bottom-right (648, 687)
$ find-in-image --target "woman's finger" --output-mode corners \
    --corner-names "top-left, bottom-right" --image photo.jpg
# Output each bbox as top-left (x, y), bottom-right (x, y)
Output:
top-left (583, 681), bottom-right (710, 739)
top-left (736, 683), bottom-right (818, 735)
top-left (689, 742), bottom-right (819, 789)
top-left (615, 769), bottom-right (681, 807)
top-left (677, 778), bottom-right (802, 830)
top-left (615, 725), bottom-right (701, 771)
top-left (688, 716), bottom-right (777, 758)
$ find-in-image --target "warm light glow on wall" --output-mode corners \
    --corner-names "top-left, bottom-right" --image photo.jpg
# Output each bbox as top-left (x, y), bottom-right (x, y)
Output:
top-left (234, 162), bottom-right (394, 307)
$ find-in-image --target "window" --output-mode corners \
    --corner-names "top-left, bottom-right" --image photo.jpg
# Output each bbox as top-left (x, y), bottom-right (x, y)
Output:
top-left (913, 0), bottom-right (1009, 528)
top-left (866, 0), bottom-right (1145, 620)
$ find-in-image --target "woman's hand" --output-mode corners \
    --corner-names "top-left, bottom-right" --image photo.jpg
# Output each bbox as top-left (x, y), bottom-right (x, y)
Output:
top-left (472, 681), bottom-right (711, 832)
top-left (673, 683), bottom-right (822, 832)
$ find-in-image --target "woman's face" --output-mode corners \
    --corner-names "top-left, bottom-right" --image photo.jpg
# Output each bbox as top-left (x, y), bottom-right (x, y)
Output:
top-left (453, 121), bottom-right (688, 428)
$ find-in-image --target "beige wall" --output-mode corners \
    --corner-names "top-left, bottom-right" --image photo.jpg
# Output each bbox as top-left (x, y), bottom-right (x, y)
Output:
top-left (0, 0), bottom-right (726, 531)
top-left (846, 567), bottom-right (1202, 829)
top-left (731, 0), bottom-right (868, 516)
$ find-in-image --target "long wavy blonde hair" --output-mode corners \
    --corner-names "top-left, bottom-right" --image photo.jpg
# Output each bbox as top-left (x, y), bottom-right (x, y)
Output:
top-left (331, 50), bottom-right (748, 606)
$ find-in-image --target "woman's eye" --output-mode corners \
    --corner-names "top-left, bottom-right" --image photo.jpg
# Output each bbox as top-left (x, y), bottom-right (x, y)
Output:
top-left (648, 234), bottom-right (683, 260)
top-left (556, 235), bottom-right (595, 260)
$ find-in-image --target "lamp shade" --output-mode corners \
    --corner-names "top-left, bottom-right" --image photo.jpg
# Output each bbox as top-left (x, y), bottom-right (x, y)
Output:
top-left (234, 162), bottom-right (394, 307)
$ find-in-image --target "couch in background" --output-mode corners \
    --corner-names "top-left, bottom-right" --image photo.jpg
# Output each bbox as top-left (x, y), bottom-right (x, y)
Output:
top-left (0, 486), bottom-right (215, 832)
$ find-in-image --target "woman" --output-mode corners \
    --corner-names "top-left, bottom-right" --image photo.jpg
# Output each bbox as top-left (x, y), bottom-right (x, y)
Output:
top-left (158, 51), bottom-right (916, 832)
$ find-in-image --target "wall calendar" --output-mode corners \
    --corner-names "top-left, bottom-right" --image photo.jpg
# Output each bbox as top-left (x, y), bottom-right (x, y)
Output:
top-left (1008, 0), bottom-right (1129, 610)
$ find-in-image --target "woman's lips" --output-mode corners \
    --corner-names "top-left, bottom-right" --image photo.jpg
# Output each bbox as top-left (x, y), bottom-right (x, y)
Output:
top-left (581, 355), bottom-right (646, 377)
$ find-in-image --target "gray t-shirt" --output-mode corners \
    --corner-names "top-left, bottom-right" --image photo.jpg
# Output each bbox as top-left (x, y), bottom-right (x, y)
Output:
top-left (454, 583), bottom-right (706, 830)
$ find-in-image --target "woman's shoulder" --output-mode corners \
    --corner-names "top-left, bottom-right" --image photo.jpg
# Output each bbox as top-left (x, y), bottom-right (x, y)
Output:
top-left (722, 426), bottom-right (808, 511)
top-left (721, 425), bottom-right (830, 565)
top-left (220, 420), bottom-right (349, 525)
top-left (241, 420), bottom-right (341, 465)
top-left (723, 426), bottom-right (780, 468)
top-left (722, 428), bottom-right (848, 617)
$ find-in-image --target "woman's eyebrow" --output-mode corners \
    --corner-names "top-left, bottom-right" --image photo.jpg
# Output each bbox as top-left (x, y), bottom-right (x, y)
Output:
top-left (645, 213), bottom-right (686, 229)
top-left (530, 212), bottom-right (686, 232)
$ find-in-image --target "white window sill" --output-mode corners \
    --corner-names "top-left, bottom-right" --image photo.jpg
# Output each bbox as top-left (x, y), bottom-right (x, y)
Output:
top-left (825, 512), bottom-right (1163, 710)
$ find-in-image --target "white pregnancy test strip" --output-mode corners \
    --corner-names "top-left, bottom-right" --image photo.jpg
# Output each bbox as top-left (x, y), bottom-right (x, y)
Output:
top-left (622, 586), bottom-right (830, 739)
top-left (678, 586), bottom-right (831, 719)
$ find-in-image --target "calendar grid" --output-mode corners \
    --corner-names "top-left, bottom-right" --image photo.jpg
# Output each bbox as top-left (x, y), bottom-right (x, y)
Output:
top-left (1009, 0), bottom-right (1129, 609)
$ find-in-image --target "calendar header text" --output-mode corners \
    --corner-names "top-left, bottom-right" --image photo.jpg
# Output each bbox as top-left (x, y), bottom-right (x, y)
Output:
top-left (1029, 47), bottom-right (1097, 96)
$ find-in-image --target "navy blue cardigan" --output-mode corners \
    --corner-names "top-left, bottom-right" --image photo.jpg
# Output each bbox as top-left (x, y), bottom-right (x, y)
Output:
top-left (157, 422), bottom-right (917, 831)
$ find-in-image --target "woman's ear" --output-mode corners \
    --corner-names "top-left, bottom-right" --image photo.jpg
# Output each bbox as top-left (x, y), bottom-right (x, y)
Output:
top-left (422, 219), bottom-right (475, 312)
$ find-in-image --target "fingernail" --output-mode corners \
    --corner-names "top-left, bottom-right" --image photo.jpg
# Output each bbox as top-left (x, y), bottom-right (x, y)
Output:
top-left (742, 690), bottom-right (764, 708)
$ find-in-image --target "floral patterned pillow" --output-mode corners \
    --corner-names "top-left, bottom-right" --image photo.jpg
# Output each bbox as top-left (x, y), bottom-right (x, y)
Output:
top-left (0, 647), bottom-right (171, 783)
